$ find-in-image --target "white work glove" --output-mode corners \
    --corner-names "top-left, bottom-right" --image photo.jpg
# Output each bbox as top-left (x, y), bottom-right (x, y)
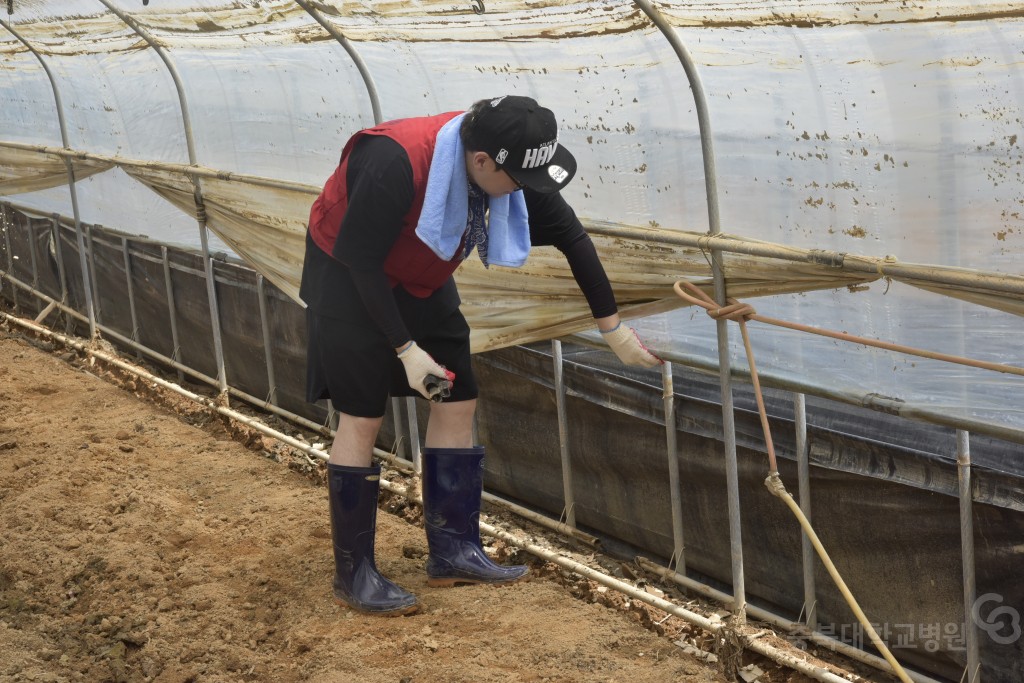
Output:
top-left (601, 323), bottom-right (663, 368)
top-left (396, 341), bottom-right (455, 401)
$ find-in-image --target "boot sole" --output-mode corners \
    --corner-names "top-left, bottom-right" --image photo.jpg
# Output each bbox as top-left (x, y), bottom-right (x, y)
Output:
top-left (426, 572), bottom-right (529, 588)
top-left (333, 597), bottom-right (421, 616)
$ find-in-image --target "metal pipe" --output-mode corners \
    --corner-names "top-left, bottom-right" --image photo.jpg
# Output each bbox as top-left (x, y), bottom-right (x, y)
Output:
top-left (584, 220), bottom-right (1024, 297)
top-left (49, 214), bottom-right (71, 333)
top-left (326, 415), bottom-right (341, 454)
top-left (957, 430), bottom-right (981, 683)
top-left (196, 222), bottom-right (228, 394)
top-left (716, 374), bottom-right (746, 618)
top-left (85, 224), bottom-right (102, 325)
top-left (255, 274), bottom-right (279, 407)
top-left (630, 1), bottom-right (722, 233)
top-left (1, 204), bottom-right (15, 310)
top-left (94, 0), bottom-right (228, 396)
top-left (0, 20), bottom-right (97, 339)
top-left (291, 0), bottom-right (383, 125)
top-left (630, 0), bottom-right (745, 620)
top-left (662, 361), bottom-right (686, 573)
top-left (32, 301), bottom-right (58, 325)
top-left (121, 236), bottom-right (141, 358)
top-left (405, 397), bottom-right (421, 476)
top-left (160, 245), bottom-right (184, 383)
top-left (391, 398), bottom-right (405, 460)
top-left (794, 392), bottom-right (817, 630)
top-left (28, 217), bottom-right (39, 292)
top-left (552, 340), bottom-right (577, 527)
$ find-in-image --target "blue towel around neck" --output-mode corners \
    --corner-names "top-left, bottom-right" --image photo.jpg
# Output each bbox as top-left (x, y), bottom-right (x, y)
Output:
top-left (414, 113), bottom-right (531, 268)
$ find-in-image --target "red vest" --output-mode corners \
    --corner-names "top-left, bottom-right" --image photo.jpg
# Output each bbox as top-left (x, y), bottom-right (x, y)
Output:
top-left (308, 111), bottom-right (464, 298)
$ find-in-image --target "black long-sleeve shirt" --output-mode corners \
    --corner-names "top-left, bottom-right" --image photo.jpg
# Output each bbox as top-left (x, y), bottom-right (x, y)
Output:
top-left (300, 135), bottom-right (617, 347)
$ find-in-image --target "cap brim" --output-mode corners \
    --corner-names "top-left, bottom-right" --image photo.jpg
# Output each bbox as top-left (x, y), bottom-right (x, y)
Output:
top-left (504, 145), bottom-right (577, 194)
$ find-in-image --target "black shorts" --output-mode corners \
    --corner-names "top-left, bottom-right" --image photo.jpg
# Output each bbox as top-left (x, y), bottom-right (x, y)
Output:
top-left (305, 300), bottom-right (478, 418)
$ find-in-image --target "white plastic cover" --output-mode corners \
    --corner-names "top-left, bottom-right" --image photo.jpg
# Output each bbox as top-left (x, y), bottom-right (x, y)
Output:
top-left (1, 1), bottom-right (1021, 432)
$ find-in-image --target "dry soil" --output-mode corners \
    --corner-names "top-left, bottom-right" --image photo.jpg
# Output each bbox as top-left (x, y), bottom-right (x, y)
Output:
top-left (0, 322), bottom-right (840, 683)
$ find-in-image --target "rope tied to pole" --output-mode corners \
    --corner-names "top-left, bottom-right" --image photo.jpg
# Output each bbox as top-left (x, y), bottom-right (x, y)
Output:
top-left (674, 279), bottom-right (778, 473)
top-left (672, 278), bottom-right (915, 683)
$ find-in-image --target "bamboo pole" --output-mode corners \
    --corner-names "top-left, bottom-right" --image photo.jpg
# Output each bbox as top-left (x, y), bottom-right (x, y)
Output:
top-left (3, 144), bottom-right (1023, 299)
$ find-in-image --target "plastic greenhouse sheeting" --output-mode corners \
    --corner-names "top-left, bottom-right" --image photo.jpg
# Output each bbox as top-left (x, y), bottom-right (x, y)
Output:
top-left (1, 2), bottom-right (1022, 435)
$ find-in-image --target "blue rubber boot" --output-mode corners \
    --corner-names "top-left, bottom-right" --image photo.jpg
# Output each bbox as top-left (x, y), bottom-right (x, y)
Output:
top-left (421, 447), bottom-right (529, 587)
top-left (327, 463), bottom-right (419, 615)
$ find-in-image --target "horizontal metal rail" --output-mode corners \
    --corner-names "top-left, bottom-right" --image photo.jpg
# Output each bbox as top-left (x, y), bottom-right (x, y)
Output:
top-left (566, 332), bottom-right (1024, 446)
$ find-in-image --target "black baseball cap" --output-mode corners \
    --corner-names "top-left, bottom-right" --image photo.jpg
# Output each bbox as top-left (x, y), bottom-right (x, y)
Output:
top-left (473, 95), bottom-right (577, 194)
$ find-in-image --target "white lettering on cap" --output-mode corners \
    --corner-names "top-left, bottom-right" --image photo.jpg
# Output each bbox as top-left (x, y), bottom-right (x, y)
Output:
top-left (548, 165), bottom-right (569, 184)
top-left (521, 140), bottom-right (558, 169)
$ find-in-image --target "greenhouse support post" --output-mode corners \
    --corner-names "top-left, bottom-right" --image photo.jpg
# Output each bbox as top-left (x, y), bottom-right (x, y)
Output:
top-left (795, 392), bottom-right (818, 630)
top-left (552, 339), bottom-right (577, 528)
top-left (636, 556), bottom-right (943, 683)
top-left (160, 245), bottom-right (184, 383)
top-left (95, 0), bottom-right (228, 396)
top-left (85, 225), bottom-right (102, 325)
top-left (1, 205), bottom-right (16, 310)
top-left (0, 18), bottom-right (96, 339)
top-left (662, 360), bottom-right (686, 574)
top-left (405, 396), bottom-right (422, 475)
top-left (292, 0), bottom-right (382, 126)
top-left (633, 0), bottom-right (745, 618)
top-left (957, 430), bottom-right (981, 683)
top-left (391, 398), bottom-right (406, 460)
top-left (292, 0), bottom-right (393, 454)
top-left (49, 214), bottom-right (72, 334)
top-left (28, 218), bottom-right (39, 292)
top-left (121, 236), bottom-right (141, 358)
top-left (256, 274), bottom-right (279, 407)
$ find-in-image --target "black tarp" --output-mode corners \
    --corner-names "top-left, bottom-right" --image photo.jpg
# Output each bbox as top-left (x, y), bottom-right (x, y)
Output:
top-left (472, 345), bottom-right (1023, 682)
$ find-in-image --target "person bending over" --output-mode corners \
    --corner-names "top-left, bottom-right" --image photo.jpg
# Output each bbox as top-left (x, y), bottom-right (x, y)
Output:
top-left (301, 95), bottom-right (661, 616)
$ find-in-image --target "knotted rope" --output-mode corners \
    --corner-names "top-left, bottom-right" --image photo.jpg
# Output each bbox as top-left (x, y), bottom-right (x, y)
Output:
top-left (672, 279), bottom-right (915, 683)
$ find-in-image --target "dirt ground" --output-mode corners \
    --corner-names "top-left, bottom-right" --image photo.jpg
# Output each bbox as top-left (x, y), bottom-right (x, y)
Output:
top-left (0, 319), bottom-right (850, 683)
